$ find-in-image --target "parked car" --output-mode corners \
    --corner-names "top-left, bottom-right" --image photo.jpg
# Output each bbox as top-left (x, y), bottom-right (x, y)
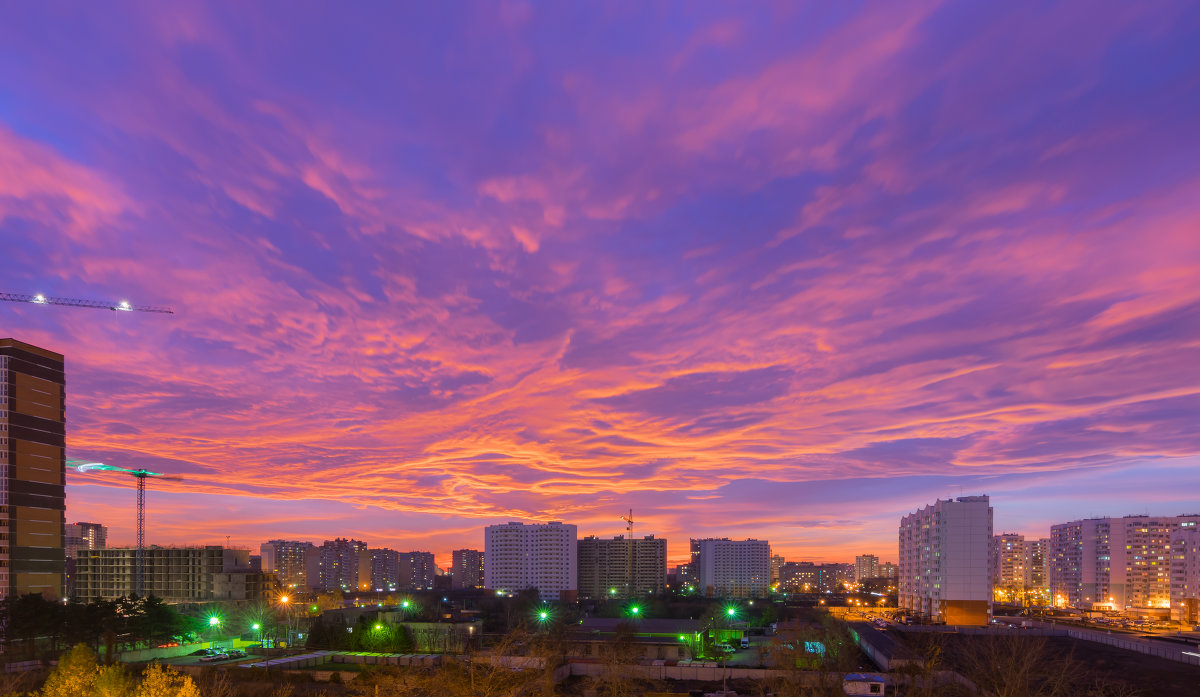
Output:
top-left (199, 653), bottom-right (228, 662)
top-left (227, 650), bottom-right (247, 658)
top-left (713, 643), bottom-right (735, 654)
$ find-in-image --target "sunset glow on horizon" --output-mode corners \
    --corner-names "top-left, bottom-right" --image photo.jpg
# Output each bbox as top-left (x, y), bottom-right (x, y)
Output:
top-left (2, 2), bottom-right (1199, 568)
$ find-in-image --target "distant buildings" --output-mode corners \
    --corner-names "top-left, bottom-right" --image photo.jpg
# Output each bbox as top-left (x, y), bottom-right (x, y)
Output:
top-left (398, 551), bottom-right (436, 590)
top-left (484, 521), bottom-right (577, 601)
top-left (770, 554), bottom-right (784, 586)
top-left (261, 539), bottom-right (317, 590)
top-left (75, 546), bottom-right (274, 602)
top-left (0, 338), bottom-right (68, 599)
top-left (451, 549), bottom-right (484, 589)
top-left (370, 548), bottom-right (400, 590)
top-left (65, 522), bottom-right (107, 596)
top-left (577, 535), bottom-right (666, 599)
top-left (899, 495), bottom-right (992, 625)
top-left (854, 555), bottom-right (880, 582)
top-left (1049, 515), bottom-right (1200, 611)
top-left (692, 538), bottom-right (770, 598)
top-left (779, 561), bottom-right (818, 592)
top-left (319, 538), bottom-right (369, 591)
top-left (990, 533), bottom-right (1027, 600)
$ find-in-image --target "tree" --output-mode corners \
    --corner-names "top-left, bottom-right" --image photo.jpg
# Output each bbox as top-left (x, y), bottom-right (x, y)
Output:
top-left (40, 644), bottom-right (98, 697)
top-left (94, 664), bottom-right (133, 697)
top-left (134, 664), bottom-right (199, 697)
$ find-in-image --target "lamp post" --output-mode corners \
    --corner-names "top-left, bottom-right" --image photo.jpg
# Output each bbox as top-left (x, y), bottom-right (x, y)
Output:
top-left (208, 616), bottom-right (221, 649)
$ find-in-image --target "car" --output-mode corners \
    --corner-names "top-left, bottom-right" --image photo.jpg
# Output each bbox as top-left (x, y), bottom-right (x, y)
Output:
top-left (188, 649), bottom-right (211, 656)
top-left (740, 637), bottom-right (751, 649)
top-left (199, 653), bottom-right (228, 662)
top-left (227, 650), bottom-right (247, 658)
top-left (713, 643), bottom-right (735, 654)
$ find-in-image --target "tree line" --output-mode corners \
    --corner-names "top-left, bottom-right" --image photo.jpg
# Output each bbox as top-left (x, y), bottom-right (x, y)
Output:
top-left (2, 594), bottom-right (198, 661)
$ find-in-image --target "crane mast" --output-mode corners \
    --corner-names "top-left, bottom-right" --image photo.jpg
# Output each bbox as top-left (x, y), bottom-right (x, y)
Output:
top-left (620, 509), bottom-right (634, 597)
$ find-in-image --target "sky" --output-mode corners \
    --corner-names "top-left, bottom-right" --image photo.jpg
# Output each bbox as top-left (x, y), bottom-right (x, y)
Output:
top-left (1, 2), bottom-right (1199, 568)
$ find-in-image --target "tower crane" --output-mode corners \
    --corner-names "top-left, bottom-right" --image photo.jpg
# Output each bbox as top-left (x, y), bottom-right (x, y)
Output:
top-left (621, 509), bottom-right (634, 598)
top-left (70, 461), bottom-right (182, 597)
top-left (1, 292), bottom-right (173, 314)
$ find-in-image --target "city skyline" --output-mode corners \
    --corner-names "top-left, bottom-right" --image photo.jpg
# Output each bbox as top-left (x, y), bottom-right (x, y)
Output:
top-left (2, 3), bottom-right (1199, 566)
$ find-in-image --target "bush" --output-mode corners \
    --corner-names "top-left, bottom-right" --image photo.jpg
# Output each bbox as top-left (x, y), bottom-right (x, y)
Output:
top-left (327, 672), bottom-right (342, 685)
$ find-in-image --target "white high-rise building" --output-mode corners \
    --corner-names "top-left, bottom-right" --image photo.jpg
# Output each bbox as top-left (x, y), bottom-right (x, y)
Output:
top-left (484, 521), bottom-right (577, 601)
top-left (1049, 515), bottom-right (1200, 611)
top-left (899, 495), bottom-right (993, 625)
top-left (693, 538), bottom-right (770, 598)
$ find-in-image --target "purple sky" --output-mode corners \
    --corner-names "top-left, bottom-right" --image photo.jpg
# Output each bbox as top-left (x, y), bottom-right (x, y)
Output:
top-left (2, 2), bottom-right (1199, 567)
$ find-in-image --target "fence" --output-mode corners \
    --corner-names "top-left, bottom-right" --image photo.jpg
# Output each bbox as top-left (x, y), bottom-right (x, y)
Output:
top-left (1064, 629), bottom-right (1200, 667)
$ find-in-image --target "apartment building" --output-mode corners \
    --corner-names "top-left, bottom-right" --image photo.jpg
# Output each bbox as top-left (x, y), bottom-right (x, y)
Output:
top-left (319, 538), bottom-right (369, 592)
top-left (484, 521), bottom-right (577, 601)
top-left (451, 549), bottom-right (484, 589)
top-left (990, 533), bottom-right (1027, 600)
top-left (1170, 525), bottom-right (1200, 624)
top-left (1049, 515), bottom-right (1200, 610)
top-left (854, 555), bottom-right (880, 582)
top-left (398, 551), bottom-right (436, 590)
top-left (0, 339), bottom-right (67, 599)
top-left (577, 534), bottom-right (666, 599)
top-left (260, 540), bottom-right (316, 590)
top-left (899, 495), bottom-right (993, 625)
top-left (692, 538), bottom-right (770, 598)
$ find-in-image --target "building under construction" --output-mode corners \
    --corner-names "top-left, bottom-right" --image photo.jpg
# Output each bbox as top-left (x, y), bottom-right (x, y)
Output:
top-left (74, 545), bottom-right (275, 603)
top-left (577, 534), bottom-right (666, 599)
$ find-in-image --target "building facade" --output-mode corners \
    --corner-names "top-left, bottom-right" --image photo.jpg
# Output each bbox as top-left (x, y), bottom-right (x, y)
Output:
top-left (370, 548), bottom-right (400, 590)
top-left (854, 555), bottom-right (880, 582)
top-left (692, 538), bottom-right (770, 598)
top-left (0, 339), bottom-right (67, 599)
top-left (260, 540), bottom-right (316, 590)
top-left (484, 521), bottom-right (577, 601)
top-left (318, 538), bottom-right (368, 592)
top-left (75, 546), bottom-right (257, 602)
top-left (990, 533), bottom-right (1027, 601)
top-left (577, 535), bottom-right (666, 599)
top-left (898, 495), bottom-right (993, 625)
top-left (1170, 526), bottom-right (1200, 625)
top-left (451, 549), bottom-right (484, 589)
top-left (398, 551), bottom-right (436, 590)
top-left (65, 522), bottom-right (107, 597)
top-left (779, 561), bottom-right (818, 592)
top-left (1049, 515), bottom-right (1200, 610)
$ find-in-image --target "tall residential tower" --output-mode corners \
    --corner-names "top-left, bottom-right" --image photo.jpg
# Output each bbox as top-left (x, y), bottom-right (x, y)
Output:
top-left (0, 339), bottom-right (67, 599)
top-left (899, 495), bottom-right (992, 625)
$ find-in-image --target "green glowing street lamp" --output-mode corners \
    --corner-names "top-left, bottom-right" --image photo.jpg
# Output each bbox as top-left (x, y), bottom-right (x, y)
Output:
top-left (629, 605), bottom-right (640, 616)
top-left (538, 611), bottom-right (549, 621)
top-left (209, 616), bottom-right (221, 627)
top-left (252, 623), bottom-right (260, 631)
top-left (401, 600), bottom-right (410, 608)
top-left (726, 606), bottom-right (737, 617)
